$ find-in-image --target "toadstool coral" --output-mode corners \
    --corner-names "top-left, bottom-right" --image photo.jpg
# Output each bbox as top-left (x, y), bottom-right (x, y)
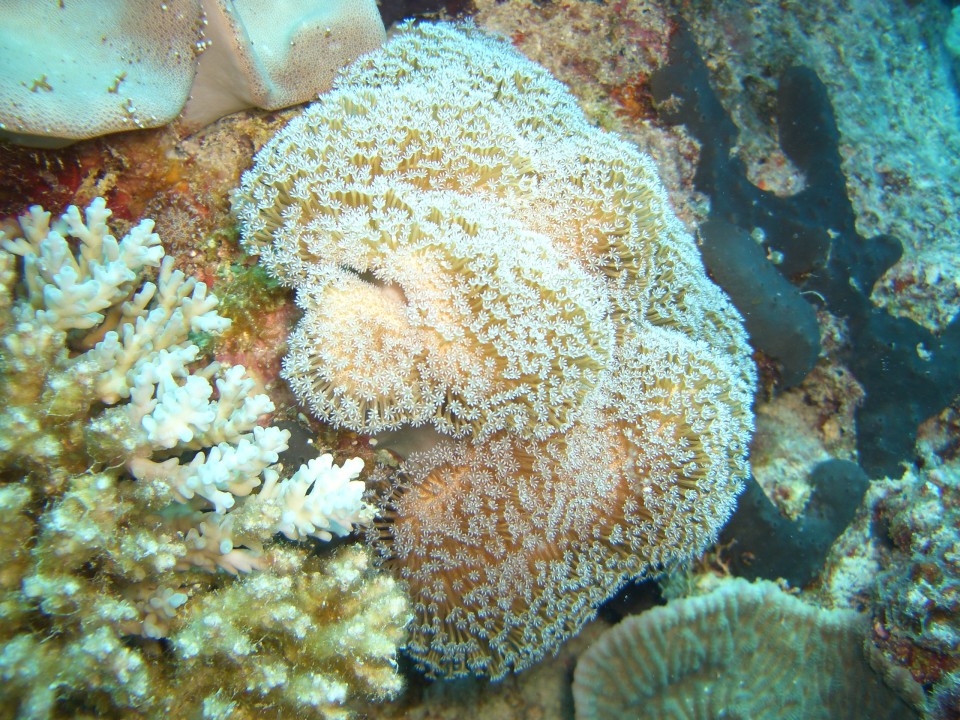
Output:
top-left (233, 21), bottom-right (755, 679)
top-left (572, 578), bottom-right (919, 720)
top-left (0, 0), bottom-right (385, 146)
top-left (180, 0), bottom-right (386, 130)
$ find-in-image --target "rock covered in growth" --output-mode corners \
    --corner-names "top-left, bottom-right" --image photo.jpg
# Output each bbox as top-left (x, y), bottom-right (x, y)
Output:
top-left (573, 578), bottom-right (919, 720)
top-left (874, 460), bottom-right (960, 686)
top-left (0, 200), bottom-right (411, 718)
top-left (234, 22), bottom-right (755, 679)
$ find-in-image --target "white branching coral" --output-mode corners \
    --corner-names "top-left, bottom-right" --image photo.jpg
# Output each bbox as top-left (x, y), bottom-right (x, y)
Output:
top-left (1, 197), bottom-right (371, 549)
top-left (234, 22), bottom-right (755, 680)
top-left (259, 455), bottom-right (372, 542)
top-left (3, 199), bottom-right (165, 330)
top-left (0, 199), bottom-right (410, 718)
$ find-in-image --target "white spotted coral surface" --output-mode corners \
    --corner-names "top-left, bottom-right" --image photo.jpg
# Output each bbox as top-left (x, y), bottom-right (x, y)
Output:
top-left (0, 0), bottom-right (203, 142)
top-left (181, 0), bottom-right (386, 130)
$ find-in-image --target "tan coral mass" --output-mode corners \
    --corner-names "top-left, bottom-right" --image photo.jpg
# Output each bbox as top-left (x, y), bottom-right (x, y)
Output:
top-left (233, 22), bottom-right (756, 679)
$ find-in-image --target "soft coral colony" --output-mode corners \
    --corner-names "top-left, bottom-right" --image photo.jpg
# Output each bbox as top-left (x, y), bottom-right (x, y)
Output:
top-left (0, 198), bottom-right (411, 718)
top-left (234, 21), bottom-right (756, 680)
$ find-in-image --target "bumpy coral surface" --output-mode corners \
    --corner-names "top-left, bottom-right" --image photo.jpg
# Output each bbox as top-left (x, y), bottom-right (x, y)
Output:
top-left (0, 200), bottom-right (410, 718)
top-left (234, 22), bottom-right (755, 679)
top-left (573, 578), bottom-right (918, 719)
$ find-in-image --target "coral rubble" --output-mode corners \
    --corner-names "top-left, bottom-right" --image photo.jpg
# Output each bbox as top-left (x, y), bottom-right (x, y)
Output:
top-left (0, 199), bottom-right (411, 718)
top-left (873, 459), bottom-right (960, 687)
top-left (233, 21), bottom-right (755, 680)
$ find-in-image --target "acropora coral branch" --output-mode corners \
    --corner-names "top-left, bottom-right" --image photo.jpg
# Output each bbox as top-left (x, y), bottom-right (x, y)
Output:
top-left (0, 199), bottom-right (411, 718)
